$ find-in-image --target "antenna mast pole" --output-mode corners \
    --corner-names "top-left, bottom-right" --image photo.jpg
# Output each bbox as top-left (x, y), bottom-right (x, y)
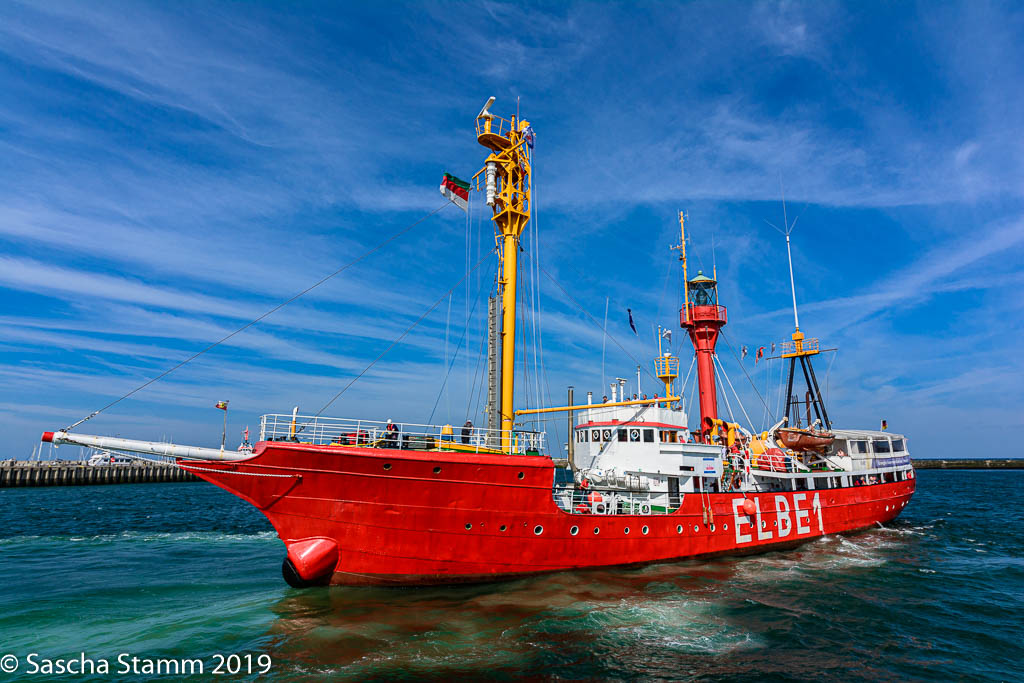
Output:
top-left (785, 232), bottom-right (800, 332)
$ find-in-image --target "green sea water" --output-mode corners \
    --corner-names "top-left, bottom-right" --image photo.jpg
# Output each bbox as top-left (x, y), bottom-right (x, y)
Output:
top-left (0, 470), bottom-right (1020, 681)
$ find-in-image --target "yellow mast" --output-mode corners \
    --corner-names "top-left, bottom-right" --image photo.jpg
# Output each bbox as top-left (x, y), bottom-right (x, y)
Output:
top-left (473, 98), bottom-right (531, 449)
top-left (674, 211), bottom-right (690, 322)
top-left (474, 99), bottom-right (679, 431)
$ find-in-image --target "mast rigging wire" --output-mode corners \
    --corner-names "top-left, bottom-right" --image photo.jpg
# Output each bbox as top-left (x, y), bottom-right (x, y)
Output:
top-left (717, 330), bottom-right (772, 414)
top-left (428, 259), bottom-right (495, 424)
top-left (713, 353), bottom-right (757, 432)
top-left (534, 260), bottom-right (665, 387)
top-left (444, 292), bottom-right (452, 421)
top-left (685, 362), bottom-right (697, 425)
top-left (63, 202), bottom-right (453, 432)
top-left (526, 162), bottom-right (562, 452)
top-left (299, 247), bottom-right (498, 431)
top-left (713, 358), bottom-right (736, 424)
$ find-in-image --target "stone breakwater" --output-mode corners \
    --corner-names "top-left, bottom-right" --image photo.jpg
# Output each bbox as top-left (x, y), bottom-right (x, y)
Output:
top-left (911, 458), bottom-right (1023, 469)
top-left (1, 461), bottom-right (198, 487)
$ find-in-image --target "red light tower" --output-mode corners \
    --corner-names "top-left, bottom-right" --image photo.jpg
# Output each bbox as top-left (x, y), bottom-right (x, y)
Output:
top-left (675, 213), bottom-right (728, 443)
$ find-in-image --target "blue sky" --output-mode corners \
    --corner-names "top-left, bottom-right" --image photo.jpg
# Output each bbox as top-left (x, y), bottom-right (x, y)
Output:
top-left (1, 1), bottom-right (1022, 460)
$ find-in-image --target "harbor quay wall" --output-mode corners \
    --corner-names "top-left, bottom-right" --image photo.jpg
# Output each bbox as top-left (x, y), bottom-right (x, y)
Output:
top-left (912, 459), bottom-right (1024, 469)
top-left (0, 460), bottom-right (198, 487)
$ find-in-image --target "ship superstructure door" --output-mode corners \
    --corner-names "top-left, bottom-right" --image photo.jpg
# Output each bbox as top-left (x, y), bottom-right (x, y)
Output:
top-left (667, 477), bottom-right (680, 508)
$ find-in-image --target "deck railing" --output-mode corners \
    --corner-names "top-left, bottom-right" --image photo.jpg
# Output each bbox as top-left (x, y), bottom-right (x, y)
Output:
top-left (258, 414), bottom-right (545, 455)
top-left (779, 337), bottom-right (820, 355)
top-left (552, 488), bottom-right (678, 516)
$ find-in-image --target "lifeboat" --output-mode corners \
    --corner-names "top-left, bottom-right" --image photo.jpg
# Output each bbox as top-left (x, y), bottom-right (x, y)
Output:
top-left (776, 427), bottom-right (834, 452)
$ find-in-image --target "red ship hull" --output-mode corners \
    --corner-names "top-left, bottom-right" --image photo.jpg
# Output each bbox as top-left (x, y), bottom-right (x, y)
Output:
top-left (182, 441), bottom-right (915, 586)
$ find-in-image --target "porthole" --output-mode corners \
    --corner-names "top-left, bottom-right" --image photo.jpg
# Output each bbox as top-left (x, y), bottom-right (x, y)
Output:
top-left (693, 525), bottom-right (699, 532)
top-left (499, 524), bottom-right (507, 532)
top-left (773, 520), bottom-right (778, 527)
top-left (641, 526), bottom-right (649, 535)
top-left (723, 524), bottom-right (728, 531)
top-left (517, 471), bottom-right (525, 480)
top-left (593, 527), bottom-right (600, 535)
top-left (433, 466), bottom-right (441, 474)
top-left (624, 527), bottom-right (630, 535)
top-left (676, 525), bottom-right (683, 534)
top-left (761, 520), bottom-right (767, 529)
top-left (465, 523), bottom-right (472, 530)
top-left (383, 463), bottom-right (392, 471)
top-left (570, 526), bottom-right (579, 536)
top-left (710, 524), bottom-right (716, 532)
top-left (534, 525), bottom-right (543, 535)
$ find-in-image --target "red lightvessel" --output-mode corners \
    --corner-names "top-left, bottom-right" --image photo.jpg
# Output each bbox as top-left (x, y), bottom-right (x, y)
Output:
top-left (42, 98), bottom-right (915, 587)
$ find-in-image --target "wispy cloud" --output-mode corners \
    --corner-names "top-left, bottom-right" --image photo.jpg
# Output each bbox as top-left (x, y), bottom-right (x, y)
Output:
top-left (0, 0), bottom-right (1022, 459)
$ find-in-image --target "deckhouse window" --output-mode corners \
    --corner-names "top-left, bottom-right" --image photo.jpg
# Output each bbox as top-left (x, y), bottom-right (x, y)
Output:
top-left (891, 439), bottom-right (905, 452)
top-left (592, 430), bottom-right (601, 442)
top-left (602, 429), bottom-right (612, 441)
top-left (873, 439), bottom-right (891, 454)
top-left (618, 428), bottom-right (628, 443)
top-left (578, 430), bottom-right (588, 443)
top-left (643, 429), bottom-right (654, 443)
top-left (660, 430), bottom-right (678, 443)
top-left (850, 440), bottom-right (869, 454)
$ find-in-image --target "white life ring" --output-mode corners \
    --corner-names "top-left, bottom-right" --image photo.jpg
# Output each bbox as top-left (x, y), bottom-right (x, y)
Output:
top-left (593, 502), bottom-right (607, 514)
top-left (639, 503), bottom-right (652, 515)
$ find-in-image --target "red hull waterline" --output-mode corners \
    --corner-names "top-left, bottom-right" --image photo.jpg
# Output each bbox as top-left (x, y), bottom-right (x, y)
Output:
top-left (181, 441), bottom-right (916, 587)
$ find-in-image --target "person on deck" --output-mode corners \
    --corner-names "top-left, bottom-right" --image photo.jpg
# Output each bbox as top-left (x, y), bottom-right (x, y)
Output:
top-left (385, 419), bottom-right (398, 448)
top-left (461, 420), bottom-right (473, 445)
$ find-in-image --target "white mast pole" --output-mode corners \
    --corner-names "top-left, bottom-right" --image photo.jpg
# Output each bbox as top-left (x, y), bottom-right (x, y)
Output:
top-left (785, 232), bottom-right (800, 331)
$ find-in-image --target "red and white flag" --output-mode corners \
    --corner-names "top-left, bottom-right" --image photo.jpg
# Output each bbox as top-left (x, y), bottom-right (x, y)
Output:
top-left (440, 173), bottom-right (469, 211)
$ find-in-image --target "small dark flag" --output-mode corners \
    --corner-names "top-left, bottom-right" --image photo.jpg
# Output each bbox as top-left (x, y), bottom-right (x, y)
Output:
top-left (741, 345), bottom-right (748, 360)
top-left (881, 419), bottom-right (888, 431)
top-left (523, 125), bottom-right (535, 150)
top-left (627, 308), bottom-right (637, 335)
top-left (771, 342), bottom-right (776, 353)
